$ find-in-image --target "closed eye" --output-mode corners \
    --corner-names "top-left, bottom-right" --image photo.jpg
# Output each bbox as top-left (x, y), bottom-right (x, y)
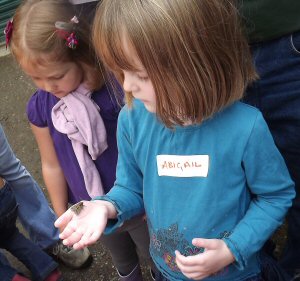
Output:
top-left (50, 74), bottom-right (65, 80)
top-left (137, 74), bottom-right (149, 81)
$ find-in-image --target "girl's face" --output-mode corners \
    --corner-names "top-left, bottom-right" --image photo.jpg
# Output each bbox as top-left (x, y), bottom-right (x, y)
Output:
top-left (22, 60), bottom-right (83, 98)
top-left (121, 38), bottom-right (157, 113)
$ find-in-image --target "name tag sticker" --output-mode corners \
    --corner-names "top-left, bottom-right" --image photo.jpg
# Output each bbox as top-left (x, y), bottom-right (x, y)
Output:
top-left (157, 155), bottom-right (209, 177)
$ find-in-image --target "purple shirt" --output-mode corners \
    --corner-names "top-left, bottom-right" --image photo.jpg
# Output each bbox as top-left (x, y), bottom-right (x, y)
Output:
top-left (27, 85), bottom-right (122, 203)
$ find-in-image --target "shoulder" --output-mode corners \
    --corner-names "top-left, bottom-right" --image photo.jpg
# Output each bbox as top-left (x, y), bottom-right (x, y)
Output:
top-left (92, 84), bottom-right (124, 119)
top-left (119, 100), bottom-right (148, 122)
top-left (217, 101), bottom-right (262, 127)
top-left (223, 101), bottom-right (260, 116)
top-left (27, 89), bottom-right (56, 108)
top-left (118, 100), bottom-right (152, 135)
top-left (208, 102), bottom-right (266, 143)
top-left (26, 89), bottom-right (57, 127)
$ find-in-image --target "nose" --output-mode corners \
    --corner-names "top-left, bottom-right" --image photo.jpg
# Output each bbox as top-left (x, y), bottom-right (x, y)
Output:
top-left (44, 81), bottom-right (56, 93)
top-left (123, 71), bottom-right (138, 93)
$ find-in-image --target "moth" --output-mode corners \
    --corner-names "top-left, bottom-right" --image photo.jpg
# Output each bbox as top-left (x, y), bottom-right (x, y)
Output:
top-left (70, 201), bottom-right (84, 215)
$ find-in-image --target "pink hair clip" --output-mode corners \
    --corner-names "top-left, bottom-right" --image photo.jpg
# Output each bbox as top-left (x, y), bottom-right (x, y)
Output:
top-left (66, 32), bottom-right (78, 50)
top-left (4, 19), bottom-right (13, 49)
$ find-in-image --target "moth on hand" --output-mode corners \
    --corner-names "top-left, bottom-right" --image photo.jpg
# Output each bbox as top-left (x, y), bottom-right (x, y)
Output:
top-left (70, 201), bottom-right (84, 216)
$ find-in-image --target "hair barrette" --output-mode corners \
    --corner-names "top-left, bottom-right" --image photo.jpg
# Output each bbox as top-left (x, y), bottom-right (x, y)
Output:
top-left (66, 32), bottom-right (78, 50)
top-left (70, 16), bottom-right (79, 24)
top-left (4, 19), bottom-right (13, 49)
top-left (55, 15), bottom-right (79, 50)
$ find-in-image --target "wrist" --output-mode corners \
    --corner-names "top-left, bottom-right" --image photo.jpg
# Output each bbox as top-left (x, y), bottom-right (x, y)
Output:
top-left (94, 200), bottom-right (117, 219)
top-left (222, 240), bottom-right (235, 264)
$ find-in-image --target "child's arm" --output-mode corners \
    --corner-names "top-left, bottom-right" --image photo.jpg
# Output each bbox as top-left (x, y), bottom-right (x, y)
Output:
top-left (221, 113), bottom-right (295, 269)
top-left (175, 238), bottom-right (235, 280)
top-left (30, 124), bottom-right (68, 219)
top-left (55, 199), bottom-right (117, 249)
top-left (177, 112), bottom-right (295, 279)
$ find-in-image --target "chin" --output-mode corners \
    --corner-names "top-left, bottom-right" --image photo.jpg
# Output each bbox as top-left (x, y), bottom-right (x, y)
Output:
top-left (53, 93), bottom-right (67, 98)
top-left (144, 104), bottom-right (156, 113)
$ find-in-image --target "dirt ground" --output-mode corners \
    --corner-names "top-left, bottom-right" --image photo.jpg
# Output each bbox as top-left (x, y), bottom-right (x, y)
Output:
top-left (0, 54), bottom-right (152, 280)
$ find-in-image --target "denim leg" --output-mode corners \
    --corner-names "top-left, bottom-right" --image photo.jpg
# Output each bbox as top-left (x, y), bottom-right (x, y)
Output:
top-left (13, 180), bottom-right (59, 249)
top-left (243, 31), bottom-right (300, 275)
top-left (0, 124), bottom-right (59, 249)
top-left (0, 250), bottom-right (17, 281)
top-left (0, 183), bottom-right (58, 281)
top-left (4, 230), bottom-right (58, 281)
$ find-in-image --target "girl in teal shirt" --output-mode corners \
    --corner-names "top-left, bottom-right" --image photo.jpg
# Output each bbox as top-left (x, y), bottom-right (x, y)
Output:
top-left (56, 1), bottom-right (295, 280)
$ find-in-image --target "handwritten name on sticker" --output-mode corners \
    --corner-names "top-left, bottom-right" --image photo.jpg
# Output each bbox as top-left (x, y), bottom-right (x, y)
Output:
top-left (157, 155), bottom-right (209, 177)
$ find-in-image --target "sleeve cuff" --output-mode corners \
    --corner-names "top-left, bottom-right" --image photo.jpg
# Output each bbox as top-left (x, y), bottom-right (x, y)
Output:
top-left (222, 237), bottom-right (246, 270)
top-left (92, 195), bottom-right (125, 234)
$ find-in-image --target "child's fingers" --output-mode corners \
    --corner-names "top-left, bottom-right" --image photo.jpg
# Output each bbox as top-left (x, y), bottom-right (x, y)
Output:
top-left (175, 251), bottom-right (212, 280)
top-left (58, 217), bottom-right (79, 240)
top-left (62, 232), bottom-right (83, 247)
top-left (175, 250), bottom-right (202, 267)
top-left (54, 209), bottom-right (73, 229)
top-left (192, 238), bottom-right (218, 250)
top-left (71, 228), bottom-right (100, 250)
top-left (72, 241), bottom-right (88, 250)
top-left (78, 227), bottom-right (98, 245)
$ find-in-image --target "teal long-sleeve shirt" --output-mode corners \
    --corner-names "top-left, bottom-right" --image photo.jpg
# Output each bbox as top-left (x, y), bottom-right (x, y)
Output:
top-left (97, 101), bottom-right (295, 281)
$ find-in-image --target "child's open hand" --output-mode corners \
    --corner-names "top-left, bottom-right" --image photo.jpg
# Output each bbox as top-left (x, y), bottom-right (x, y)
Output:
top-left (54, 200), bottom-right (116, 250)
top-left (175, 238), bottom-right (235, 280)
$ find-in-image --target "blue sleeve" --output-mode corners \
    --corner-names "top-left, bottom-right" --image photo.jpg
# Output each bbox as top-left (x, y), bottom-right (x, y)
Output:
top-left (0, 124), bottom-right (37, 189)
top-left (26, 91), bottom-right (48, 127)
top-left (223, 112), bottom-right (295, 269)
top-left (93, 106), bottom-right (144, 233)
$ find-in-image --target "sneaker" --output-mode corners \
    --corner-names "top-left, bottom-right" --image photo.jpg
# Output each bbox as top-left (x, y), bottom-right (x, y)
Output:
top-left (45, 269), bottom-right (63, 281)
top-left (47, 240), bottom-right (92, 269)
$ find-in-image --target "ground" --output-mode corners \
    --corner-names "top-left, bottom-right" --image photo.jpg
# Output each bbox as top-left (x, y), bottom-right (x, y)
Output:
top-left (0, 54), bottom-right (152, 280)
top-left (0, 53), bottom-right (288, 281)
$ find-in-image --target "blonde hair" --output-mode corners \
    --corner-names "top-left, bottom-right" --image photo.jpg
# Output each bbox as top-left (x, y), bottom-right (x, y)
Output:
top-left (10, 0), bottom-right (103, 90)
top-left (93, 0), bottom-right (257, 127)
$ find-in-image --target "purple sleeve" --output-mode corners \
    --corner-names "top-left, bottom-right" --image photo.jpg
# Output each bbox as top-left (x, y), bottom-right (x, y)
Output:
top-left (26, 91), bottom-right (48, 128)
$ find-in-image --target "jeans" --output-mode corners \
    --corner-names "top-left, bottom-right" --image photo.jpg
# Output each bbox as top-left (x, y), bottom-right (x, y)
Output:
top-left (0, 124), bottom-right (59, 250)
top-left (0, 182), bottom-right (58, 281)
top-left (243, 31), bottom-right (300, 276)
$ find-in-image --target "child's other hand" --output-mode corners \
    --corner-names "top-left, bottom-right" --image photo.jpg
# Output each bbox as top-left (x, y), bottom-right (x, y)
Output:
top-left (175, 238), bottom-right (235, 280)
top-left (54, 200), bottom-right (113, 250)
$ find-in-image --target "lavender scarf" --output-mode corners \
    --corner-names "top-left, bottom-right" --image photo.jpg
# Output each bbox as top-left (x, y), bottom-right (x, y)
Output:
top-left (51, 84), bottom-right (107, 198)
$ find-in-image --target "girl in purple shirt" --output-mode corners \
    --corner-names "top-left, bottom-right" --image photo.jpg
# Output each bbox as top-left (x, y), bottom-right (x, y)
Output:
top-left (9, 0), bottom-right (153, 280)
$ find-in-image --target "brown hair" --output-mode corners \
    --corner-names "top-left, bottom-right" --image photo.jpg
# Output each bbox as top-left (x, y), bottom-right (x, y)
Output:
top-left (93, 0), bottom-right (257, 127)
top-left (10, 0), bottom-right (103, 90)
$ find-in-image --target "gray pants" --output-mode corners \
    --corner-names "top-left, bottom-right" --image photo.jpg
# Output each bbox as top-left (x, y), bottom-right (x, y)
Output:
top-left (100, 214), bottom-right (153, 275)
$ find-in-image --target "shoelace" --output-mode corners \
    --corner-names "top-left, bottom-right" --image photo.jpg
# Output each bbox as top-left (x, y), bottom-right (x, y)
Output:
top-left (52, 243), bottom-right (73, 255)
